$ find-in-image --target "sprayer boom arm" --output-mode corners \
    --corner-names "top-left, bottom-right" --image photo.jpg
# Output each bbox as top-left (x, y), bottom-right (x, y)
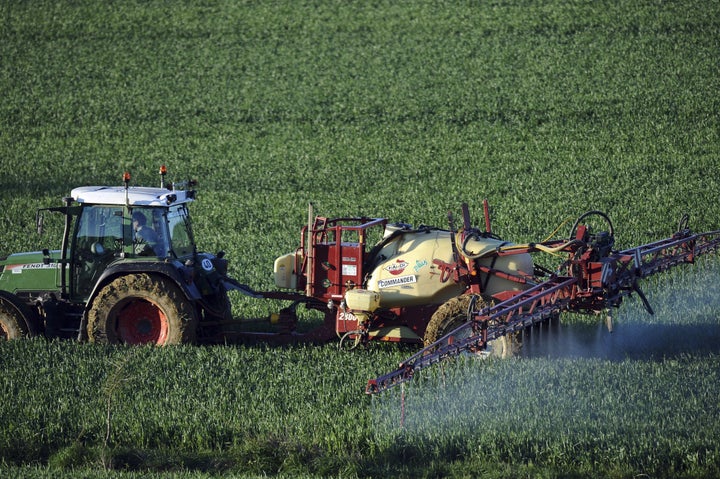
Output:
top-left (366, 276), bottom-right (577, 394)
top-left (366, 227), bottom-right (720, 394)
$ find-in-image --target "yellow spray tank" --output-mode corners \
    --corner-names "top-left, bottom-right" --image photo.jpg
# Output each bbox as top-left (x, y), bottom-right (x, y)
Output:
top-left (343, 220), bottom-right (533, 345)
top-left (361, 226), bottom-right (533, 308)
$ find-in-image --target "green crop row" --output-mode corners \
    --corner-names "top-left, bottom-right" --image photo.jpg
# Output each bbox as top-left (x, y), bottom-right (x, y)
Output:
top-left (2, 0), bottom-right (718, 253)
top-left (1, 338), bottom-right (719, 478)
top-left (2, 0), bottom-right (720, 477)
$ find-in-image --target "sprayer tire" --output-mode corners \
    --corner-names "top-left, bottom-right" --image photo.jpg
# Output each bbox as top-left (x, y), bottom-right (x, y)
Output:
top-left (424, 295), bottom-right (472, 345)
top-left (424, 294), bottom-right (519, 357)
top-left (88, 273), bottom-right (198, 345)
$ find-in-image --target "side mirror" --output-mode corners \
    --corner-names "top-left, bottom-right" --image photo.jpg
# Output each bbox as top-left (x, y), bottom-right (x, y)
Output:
top-left (36, 211), bottom-right (44, 235)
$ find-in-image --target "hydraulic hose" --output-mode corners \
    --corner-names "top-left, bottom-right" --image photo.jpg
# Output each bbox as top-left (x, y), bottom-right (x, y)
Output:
top-left (457, 213), bottom-right (607, 260)
top-left (457, 233), bottom-right (580, 259)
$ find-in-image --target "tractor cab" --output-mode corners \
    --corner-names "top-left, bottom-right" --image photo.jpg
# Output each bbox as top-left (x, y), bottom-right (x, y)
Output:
top-left (34, 170), bottom-right (199, 303)
top-left (67, 190), bottom-right (196, 299)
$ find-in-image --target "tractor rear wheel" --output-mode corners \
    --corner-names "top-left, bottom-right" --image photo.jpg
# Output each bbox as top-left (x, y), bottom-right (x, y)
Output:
top-left (423, 294), bottom-right (519, 358)
top-left (87, 274), bottom-right (197, 345)
top-left (0, 291), bottom-right (36, 340)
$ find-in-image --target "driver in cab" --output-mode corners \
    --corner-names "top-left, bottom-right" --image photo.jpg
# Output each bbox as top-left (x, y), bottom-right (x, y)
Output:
top-left (132, 211), bottom-right (160, 256)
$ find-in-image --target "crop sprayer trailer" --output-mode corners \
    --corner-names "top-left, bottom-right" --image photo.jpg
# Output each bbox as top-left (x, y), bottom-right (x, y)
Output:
top-left (1, 167), bottom-right (719, 392)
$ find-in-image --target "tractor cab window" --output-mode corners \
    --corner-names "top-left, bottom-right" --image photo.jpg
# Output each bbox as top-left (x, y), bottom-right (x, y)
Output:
top-left (130, 207), bottom-right (170, 257)
top-left (167, 204), bottom-right (194, 258)
top-left (75, 206), bottom-right (124, 256)
top-left (72, 205), bottom-right (125, 298)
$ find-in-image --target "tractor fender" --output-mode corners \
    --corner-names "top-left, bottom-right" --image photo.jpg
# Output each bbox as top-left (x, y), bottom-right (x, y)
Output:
top-left (0, 290), bottom-right (41, 336)
top-left (84, 261), bottom-right (202, 315)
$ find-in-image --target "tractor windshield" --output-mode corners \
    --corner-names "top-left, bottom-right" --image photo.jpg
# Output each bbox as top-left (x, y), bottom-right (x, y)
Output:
top-left (167, 204), bottom-right (194, 257)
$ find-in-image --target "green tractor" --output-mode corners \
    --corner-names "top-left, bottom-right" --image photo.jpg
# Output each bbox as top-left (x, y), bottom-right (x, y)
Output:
top-left (0, 167), bottom-right (242, 345)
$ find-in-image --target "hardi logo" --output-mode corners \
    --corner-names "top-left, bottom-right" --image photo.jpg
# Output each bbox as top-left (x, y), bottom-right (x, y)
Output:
top-left (384, 260), bottom-right (408, 275)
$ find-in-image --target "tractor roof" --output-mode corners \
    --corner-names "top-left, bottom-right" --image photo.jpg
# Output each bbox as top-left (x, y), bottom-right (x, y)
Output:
top-left (71, 186), bottom-right (195, 207)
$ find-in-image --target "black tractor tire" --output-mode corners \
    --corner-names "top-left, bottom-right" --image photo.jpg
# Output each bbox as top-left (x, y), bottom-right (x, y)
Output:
top-left (87, 273), bottom-right (198, 345)
top-left (423, 294), bottom-right (519, 358)
top-left (0, 291), bottom-right (36, 340)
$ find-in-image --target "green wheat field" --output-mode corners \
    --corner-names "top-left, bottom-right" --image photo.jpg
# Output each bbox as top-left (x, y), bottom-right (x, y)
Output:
top-left (1, 1), bottom-right (719, 477)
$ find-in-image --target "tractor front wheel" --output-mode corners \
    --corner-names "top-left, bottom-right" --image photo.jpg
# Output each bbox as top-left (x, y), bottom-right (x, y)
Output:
top-left (0, 291), bottom-right (36, 340)
top-left (423, 294), bottom-right (519, 358)
top-left (87, 274), bottom-right (197, 345)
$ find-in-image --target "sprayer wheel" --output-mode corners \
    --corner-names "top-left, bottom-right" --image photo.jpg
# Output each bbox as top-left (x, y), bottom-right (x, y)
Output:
top-left (87, 273), bottom-right (198, 345)
top-left (423, 294), bottom-right (519, 357)
top-left (424, 295), bottom-right (483, 345)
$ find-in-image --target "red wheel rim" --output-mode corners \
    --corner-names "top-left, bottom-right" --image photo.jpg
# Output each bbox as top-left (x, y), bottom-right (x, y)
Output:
top-left (116, 299), bottom-right (169, 345)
